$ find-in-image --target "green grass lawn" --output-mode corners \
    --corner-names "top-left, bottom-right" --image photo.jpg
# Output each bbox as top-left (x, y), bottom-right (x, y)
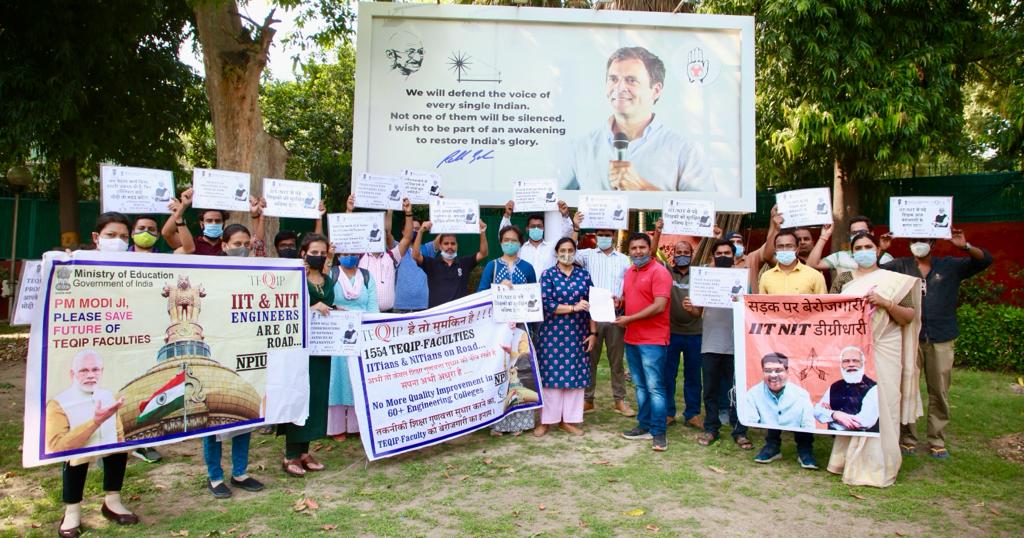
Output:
top-left (0, 360), bottom-right (1021, 537)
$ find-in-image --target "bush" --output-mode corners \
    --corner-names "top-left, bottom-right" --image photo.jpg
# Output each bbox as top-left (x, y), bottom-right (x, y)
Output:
top-left (955, 304), bottom-right (1024, 373)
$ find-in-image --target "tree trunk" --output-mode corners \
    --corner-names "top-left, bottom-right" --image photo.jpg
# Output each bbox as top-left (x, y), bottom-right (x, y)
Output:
top-left (831, 158), bottom-right (861, 253)
top-left (193, 1), bottom-right (287, 244)
top-left (58, 156), bottom-right (79, 248)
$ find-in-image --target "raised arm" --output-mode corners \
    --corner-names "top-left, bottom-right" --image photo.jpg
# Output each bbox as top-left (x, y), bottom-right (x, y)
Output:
top-left (161, 188), bottom-right (192, 249)
top-left (807, 223), bottom-right (833, 270)
top-left (411, 221), bottom-right (430, 264)
top-left (476, 219), bottom-right (489, 263)
top-left (313, 199), bottom-right (325, 235)
top-left (396, 198), bottom-right (414, 258)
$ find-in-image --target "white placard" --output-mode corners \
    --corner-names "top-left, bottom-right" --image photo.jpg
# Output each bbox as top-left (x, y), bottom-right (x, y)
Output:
top-left (513, 179), bottom-right (558, 213)
top-left (402, 169), bottom-right (442, 204)
top-left (100, 165), bottom-right (175, 215)
top-left (192, 168), bottom-right (252, 212)
top-left (354, 173), bottom-right (404, 210)
top-left (262, 178), bottom-right (321, 219)
top-left (326, 212), bottom-right (387, 253)
top-left (775, 188), bottom-right (832, 228)
top-left (429, 198), bottom-right (480, 234)
top-left (578, 194), bottom-right (629, 231)
top-left (662, 198), bottom-right (716, 237)
top-left (309, 309), bottom-right (363, 356)
top-left (492, 283), bottom-right (543, 323)
top-left (588, 286), bottom-right (617, 322)
top-left (889, 197), bottom-right (953, 239)
top-left (11, 261), bottom-right (43, 326)
top-left (690, 266), bottom-right (748, 309)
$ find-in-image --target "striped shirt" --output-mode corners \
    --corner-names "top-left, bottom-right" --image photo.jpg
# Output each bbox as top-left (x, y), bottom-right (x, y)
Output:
top-left (575, 248), bottom-right (631, 297)
top-left (359, 245), bottom-right (401, 311)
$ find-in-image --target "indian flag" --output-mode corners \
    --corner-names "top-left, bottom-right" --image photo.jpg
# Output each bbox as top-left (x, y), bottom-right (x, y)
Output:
top-left (137, 372), bottom-right (186, 423)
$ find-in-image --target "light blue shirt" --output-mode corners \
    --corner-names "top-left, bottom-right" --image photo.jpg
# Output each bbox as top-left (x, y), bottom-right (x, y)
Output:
top-left (560, 116), bottom-right (713, 192)
top-left (741, 381), bottom-right (815, 429)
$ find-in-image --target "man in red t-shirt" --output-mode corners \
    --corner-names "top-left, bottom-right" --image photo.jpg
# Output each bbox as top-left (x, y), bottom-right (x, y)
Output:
top-left (615, 232), bottom-right (672, 451)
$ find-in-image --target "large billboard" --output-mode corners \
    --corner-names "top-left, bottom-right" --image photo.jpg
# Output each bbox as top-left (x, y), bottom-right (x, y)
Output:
top-left (352, 3), bottom-right (756, 212)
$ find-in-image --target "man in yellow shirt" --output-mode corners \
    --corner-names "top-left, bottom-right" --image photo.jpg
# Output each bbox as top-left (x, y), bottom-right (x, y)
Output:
top-left (755, 229), bottom-right (825, 470)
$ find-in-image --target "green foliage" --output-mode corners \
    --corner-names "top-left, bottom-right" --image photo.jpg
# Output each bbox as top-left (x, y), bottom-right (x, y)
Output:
top-left (955, 304), bottom-right (1024, 373)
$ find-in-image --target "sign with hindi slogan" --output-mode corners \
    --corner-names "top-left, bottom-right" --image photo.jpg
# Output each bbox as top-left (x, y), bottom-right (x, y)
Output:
top-left (690, 266), bottom-right (747, 308)
top-left (661, 198), bottom-right (716, 237)
top-left (513, 179), bottom-right (558, 213)
top-left (349, 291), bottom-right (542, 460)
top-left (429, 197), bottom-right (480, 234)
top-left (492, 283), bottom-right (543, 323)
top-left (352, 3), bottom-right (756, 212)
top-left (775, 187), bottom-right (832, 228)
top-left (309, 310), bottom-right (363, 356)
top-left (22, 251), bottom-right (309, 467)
top-left (578, 194), bottom-right (629, 231)
top-left (354, 173), bottom-right (405, 210)
top-left (326, 212), bottom-right (387, 254)
top-left (261, 178), bottom-right (321, 219)
top-left (889, 196), bottom-right (953, 239)
top-left (402, 169), bottom-right (443, 204)
top-left (100, 165), bottom-right (175, 215)
top-left (12, 261), bottom-right (43, 326)
top-left (733, 295), bottom-right (879, 438)
top-left (192, 168), bottom-right (252, 212)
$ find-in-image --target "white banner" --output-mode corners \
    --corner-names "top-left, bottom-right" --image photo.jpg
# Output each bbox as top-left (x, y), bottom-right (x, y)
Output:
top-left (12, 260), bottom-right (43, 326)
top-left (326, 212), bottom-right (387, 253)
top-left (352, 4), bottom-right (756, 211)
top-left (578, 194), bottom-right (629, 230)
top-left (262, 178), bottom-right (321, 219)
top-left (429, 198), bottom-right (480, 234)
top-left (309, 310), bottom-right (363, 356)
top-left (690, 266), bottom-right (748, 308)
top-left (354, 173), bottom-right (405, 210)
top-left (192, 168), bottom-right (252, 212)
top-left (100, 165), bottom-right (175, 215)
top-left (889, 196), bottom-right (953, 239)
top-left (491, 283), bottom-right (543, 323)
top-left (350, 292), bottom-right (542, 460)
top-left (775, 187), bottom-right (832, 228)
top-left (512, 179), bottom-right (558, 213)
top-left (402, 169), bottom-right (443, 204)
top-left (661, 198), bottom-right (716, 236)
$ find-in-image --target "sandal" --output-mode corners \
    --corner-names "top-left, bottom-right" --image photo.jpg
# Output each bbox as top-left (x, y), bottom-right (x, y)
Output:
top-left (929, 447), bottom-right (950, 459)
top-left (697, 432), bottom-right (718, 446)
top-left (282, 458), bottom-right (306, 477)
top-left (900, 443), bottom-right (915, 455)
top-left (734, 436), bottom-right (754, 450)
top-left (300, 453), bottom-right (325, 472)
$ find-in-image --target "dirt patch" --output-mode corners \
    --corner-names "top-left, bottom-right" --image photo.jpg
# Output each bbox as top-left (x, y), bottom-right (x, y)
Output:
top-left (992, 432), bottom-right (1024, 465)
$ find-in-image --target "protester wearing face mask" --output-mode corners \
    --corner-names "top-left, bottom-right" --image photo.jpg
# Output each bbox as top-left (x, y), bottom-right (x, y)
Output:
top-left (615, 233), bottom-right (673, 452)
top-left (756, 229), bottom-right (826, 470)
top-left (393, 217), bottom-right (431, 314)
top-left (499, 199), bottom-right (575, 272)
top-left (880, 229), bottom-right (992, 459)
top-left (158, 188), bottom-right (197, 254)
top-left (411, 219), bottom-right (489, 308)
top-left (806, 216), bottom-right (895, 272)
top-left (662, 240), bottom-right (704, 430)
top-left (277, 233), bottom-right (335, 477)
top-left (569, 214), bottom-right (635, 417)
top-left (191, 195), bottom-right (266, 257)
top-left (91, 212), bottom-right (132, 253)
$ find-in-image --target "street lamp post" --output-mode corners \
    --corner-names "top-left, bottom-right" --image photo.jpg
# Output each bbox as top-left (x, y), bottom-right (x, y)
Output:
top-left (6, 165), bottom-right (32, 320)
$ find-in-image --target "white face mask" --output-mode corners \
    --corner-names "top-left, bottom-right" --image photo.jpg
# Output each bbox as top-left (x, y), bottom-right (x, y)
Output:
top-left (96, 237), bottom-right (129, 252)
top-left (910, 242), bottom-right (931, 258)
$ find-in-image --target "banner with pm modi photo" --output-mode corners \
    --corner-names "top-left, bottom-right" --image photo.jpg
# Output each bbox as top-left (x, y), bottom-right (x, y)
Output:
top-left (22, 251), bottom-right (310, 467)
top-left (733, 295), bottom-right (880, 438)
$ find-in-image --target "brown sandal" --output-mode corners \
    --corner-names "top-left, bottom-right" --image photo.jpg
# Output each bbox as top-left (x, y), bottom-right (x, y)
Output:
top-left (735, 436), bottom-right (754, 450)
top-left (697, 432), bottom-right (718, 446)
top-left (300, 453), bottom-right (325, 472)
top-left (282, 458), bottom-right (306, 477)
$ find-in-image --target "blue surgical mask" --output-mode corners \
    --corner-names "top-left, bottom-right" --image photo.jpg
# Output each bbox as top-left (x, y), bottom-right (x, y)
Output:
top-left (441, 250), bottom-right (458, 260)
top-left (733, 244), bottom-right (745, 257)
top-left (853, 249), bottom-right (877, 268)
top-left (596, 236), bottom-right (613, 251)
top-left (631, 255), bottom-right (651, 268)
top-left (776, 250), bottom-right (797, 265)
top-left (673, 255), bottom-right (691, 268)
top-left (501, 241), bottom-right (520, 256)
top-left (339, 255), bottom-right (359, 269)
top-left (204, 222), bottom-right (223, 239)
top-left (528, 227), bottom-right (544, 242)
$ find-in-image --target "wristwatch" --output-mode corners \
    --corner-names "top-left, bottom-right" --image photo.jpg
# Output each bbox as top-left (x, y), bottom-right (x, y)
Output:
top-left (589, 331), bottom-right (597, 336)
top-left (962, 242), bottom-right (972, 251)
top-left (175, 220), bottom-right (186, 226)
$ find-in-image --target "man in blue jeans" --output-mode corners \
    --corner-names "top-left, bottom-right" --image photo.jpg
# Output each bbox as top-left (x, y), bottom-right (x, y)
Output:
top-left (663, 239), bottom-right (703, 429)
top-left (616, 233), bottom-right (673, 451)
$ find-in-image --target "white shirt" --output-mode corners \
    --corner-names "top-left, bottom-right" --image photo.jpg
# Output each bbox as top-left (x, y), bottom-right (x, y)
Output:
top-left (498, 215), bottom-right (575, 273)
top-left (741, 381), bottom-right (815, 429)
top-left (814, 384), bottom-right (879, 431)
top-left (560, 116), bottom-right (713, 192)
top-left (575, 248), bottom-right (631, 297)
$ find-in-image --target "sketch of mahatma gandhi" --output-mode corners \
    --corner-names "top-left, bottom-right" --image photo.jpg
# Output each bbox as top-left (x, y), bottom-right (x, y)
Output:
top-left (386, 31), bottom-right (424, 77)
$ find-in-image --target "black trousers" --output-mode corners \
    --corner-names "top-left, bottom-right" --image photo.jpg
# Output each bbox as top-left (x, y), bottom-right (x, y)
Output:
top-left (62, 453), bottom-right (127, 504)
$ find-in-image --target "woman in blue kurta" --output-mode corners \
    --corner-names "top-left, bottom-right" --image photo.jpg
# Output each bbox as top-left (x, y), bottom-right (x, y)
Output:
top-left (327, 252), bottom-right (379, 439)
top-left (479, 225), bottom-right (538, 436)
top-left (534, 238), bottom-right (597, 437)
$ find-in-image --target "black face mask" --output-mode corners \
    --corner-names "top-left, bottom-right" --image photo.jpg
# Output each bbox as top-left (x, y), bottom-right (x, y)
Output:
top-left (278, 247), bottom-right (299, 259)
top-left (713, 255), bottom-right (734, 268)
top-left (305, 255), bottom-right (326, 270)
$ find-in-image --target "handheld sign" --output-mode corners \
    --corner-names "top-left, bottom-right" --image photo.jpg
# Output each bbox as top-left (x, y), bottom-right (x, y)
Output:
top-left (192, 168), bottom-right (252, 212)
top-left (11, 260), bottom-right (43, 326)
top-left (429, 198), bottom-right (480, 234)
top-left (492, 283), bottom-right (543, 323)
top-left (513, 179), bottom-right (558, 213)
top-left (662, 198), bottom-right (716, 237)
top-left (309, 310), bottom-right (363, 356)
top-left (354, 173), bottom-right (404, 210)
top-left (326, 212), bottom-right (386, 253)
top-left (889, 197), bottom-right (953, 239)
top-left (690, 266), bottom-right (748, 309)
top-left (775, 188), bottom-right (832, 228)
top-left (100, 165), bottom-right (175, 215)
top-left (262, 178), bottom-right (321, 219)
top-left (588, 287), bottom-right (617, 323)
top-left (578, 194), bottom-right (629, 230)
top-left (401, 169), bottom-right (442, 204)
